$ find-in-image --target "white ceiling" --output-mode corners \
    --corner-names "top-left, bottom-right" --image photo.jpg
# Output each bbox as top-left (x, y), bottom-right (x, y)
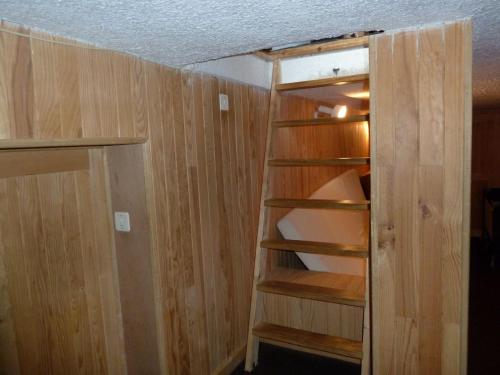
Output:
top-left (1, 0), bottom-right (499, 104)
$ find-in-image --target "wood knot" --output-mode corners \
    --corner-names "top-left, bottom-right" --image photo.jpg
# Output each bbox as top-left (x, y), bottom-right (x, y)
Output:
top-left (419, 199), bottom-right (432, 219)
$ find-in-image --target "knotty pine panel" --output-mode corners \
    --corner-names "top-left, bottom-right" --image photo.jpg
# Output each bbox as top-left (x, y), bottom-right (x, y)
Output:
top-left (370, 21), bottom-right (472, 375)
top-left (0, 20), bottom-right (146, 140)
top-left (0, 148), bottom-right (126, 374)
top-left (0, 19), bottom-right (270, 374)
top-left (142, 63), bottom-right (269, 374)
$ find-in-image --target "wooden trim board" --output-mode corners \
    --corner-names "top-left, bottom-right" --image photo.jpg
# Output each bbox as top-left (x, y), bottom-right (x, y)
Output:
top-left (262, 36), bottom-right (369, 59)
top-left (0, 137), bottom-right (147, 149)
top-left (0, 148), bottom-right (89, 178)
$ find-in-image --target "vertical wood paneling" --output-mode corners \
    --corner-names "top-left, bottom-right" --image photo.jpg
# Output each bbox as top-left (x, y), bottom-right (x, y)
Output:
top-left (0, 21), bottom-right (34, 139)
top-left (88, 149), bottom-right (127, 374)
top-left (0, 20), bottom-right (146, 140)
top-left (31, 32), bottom-right (62, 138)
top-left (371, 20), bottom-right (472, 375)
top-left (106, 144), bottom-right (161, 375)
top-left (0, 148), bottom-right (125, 374)
top-left (0, 19), bottom-right (271, 375)
top-left (144, 69), bottom-right (269, 374)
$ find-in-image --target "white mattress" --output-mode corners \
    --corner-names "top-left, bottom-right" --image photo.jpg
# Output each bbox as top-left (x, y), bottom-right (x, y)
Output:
top-left (277, 169), bottom-right (368, 276)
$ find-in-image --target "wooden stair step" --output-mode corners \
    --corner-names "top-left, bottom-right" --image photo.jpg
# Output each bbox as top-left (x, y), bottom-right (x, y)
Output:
top-left (257, 268), bottom-right (365, 306)
top-left (261, 239), bottom-right (368, 258)
top-left (276, 74), bottom-right (368, 91)
top-left (273, 114), bottom-right (368, 128)
top-left (268, 157), bottom-right (369, 166)
top-left (264, 198), bottom-right (370, 210)
top-left (253, 322), bottom-right (363, 360)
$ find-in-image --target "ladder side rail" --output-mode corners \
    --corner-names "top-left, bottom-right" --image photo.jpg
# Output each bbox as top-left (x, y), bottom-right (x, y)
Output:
top-left (244, 60), bottom-right (281, 371)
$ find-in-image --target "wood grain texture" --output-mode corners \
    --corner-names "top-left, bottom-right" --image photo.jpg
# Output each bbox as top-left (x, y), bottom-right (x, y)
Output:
top-left (0, 21), bottom-right (34, 139)
top-left (276, 74), bottom-right (368, 91)
top-left (253, 322), bottom-right (363, 359)
top-left (273, 114), bottom-right (369, 127)
top-left (0, 147), bottom-right (125, 374)
top-left (0, 20), bottom-right (146, 142)
top-left (261, 239), bottom-right (369, 258)
top-left (0, 148), bottom-right (89, 178)
top-left (106, 144), bottom-right (161, 375)
top-left (258, 267), bottom-right (365, 306)
top-left (0, 20), bottom-right (271, 375)
top-left (142, 64), bottom-right (269, 374)
top-left (265, 36), bottom-right (369, 59)
top-left (370, 20), bottom-right (472, 375)
top-left (264, 198), bottom-right (369, 210)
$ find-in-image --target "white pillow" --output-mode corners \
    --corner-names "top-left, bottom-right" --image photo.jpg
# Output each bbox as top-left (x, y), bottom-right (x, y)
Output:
top-left (277, 169), bottom-right (368, 276)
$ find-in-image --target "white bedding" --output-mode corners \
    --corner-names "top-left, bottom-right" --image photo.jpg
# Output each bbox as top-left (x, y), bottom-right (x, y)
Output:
top-left (277, 169), bottom-right (368, 276)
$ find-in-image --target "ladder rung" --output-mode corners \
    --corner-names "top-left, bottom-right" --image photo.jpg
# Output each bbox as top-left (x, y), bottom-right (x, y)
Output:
top-left (273, 114), bottom-right (369, 128)
top-left (257, 269), bottom-right (365, 306)
top-left (264, 198), bottom-right (370, 210)
top-left (253, 322), bottom-right (363, 359)
top-left (276, 74), bottom-right (368, 91)
top-left (260, 239), bottom-right (368, 258)
top-left (268, 157), bottom-right (369, 167)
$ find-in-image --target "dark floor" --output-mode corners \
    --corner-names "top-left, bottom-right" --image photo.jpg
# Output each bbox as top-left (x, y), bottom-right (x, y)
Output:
top-left (232, 343), bottom-right (360, 375)
top-left (233, 238), bottom-right (500, 374)
top-left (468, 237), bottom-right (500, 374)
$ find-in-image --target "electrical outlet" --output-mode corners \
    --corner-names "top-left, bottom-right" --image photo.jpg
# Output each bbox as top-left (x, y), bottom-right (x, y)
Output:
top-left (114, 212), bottom-right (131, 232)
top-left (219, 93), bottom-right (229, 111)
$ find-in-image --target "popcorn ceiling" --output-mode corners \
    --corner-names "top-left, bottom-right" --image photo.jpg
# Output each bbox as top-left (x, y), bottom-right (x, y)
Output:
top-left (1, 0), bottom-right (499, 104)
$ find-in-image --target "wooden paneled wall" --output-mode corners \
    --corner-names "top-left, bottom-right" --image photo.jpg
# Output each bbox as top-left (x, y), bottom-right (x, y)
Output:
top-left (0, 20), bottom-right (270, 374)
top-left (142, 64), bottom-right (268, 374)
top-left (0, 20), bottom-right (147, 139)
top-left (0, 148), bottom-right (126, 374)
top-left (471, 106), bottom-right (500, 234)
top-left (106, 144), bottom-right (161, 375)
top-left (370, 20), bottom-right (472, 374)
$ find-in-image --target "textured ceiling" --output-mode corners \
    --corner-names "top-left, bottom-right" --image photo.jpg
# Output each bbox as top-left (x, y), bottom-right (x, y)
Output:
top-left (1, 0), bottom-right (499, 104)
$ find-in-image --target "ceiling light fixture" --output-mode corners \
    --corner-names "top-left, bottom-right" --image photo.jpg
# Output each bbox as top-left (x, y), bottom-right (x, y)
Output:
top-left (345, 91), bottom-right (370, 99)
top-left (333, 105), bottom-right (347, 118)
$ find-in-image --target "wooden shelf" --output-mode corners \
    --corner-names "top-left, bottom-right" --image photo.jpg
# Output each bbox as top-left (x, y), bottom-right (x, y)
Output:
top-left (273, 114), bottom-right (369, 128)
top-left (253, 322), bottom-right (363, 359)
top-left (264, 198), bottom-right (370, 210)
top-left (258, 268), bottom-right (365, 306)
top-left (276, 74), bottom-right (368, 91)
top-left (261, 239), bottom-right (368, 258)
top-left (268, 157), bottom-right (369, 167)
top-left (0, 137), bottom-right (147, 150)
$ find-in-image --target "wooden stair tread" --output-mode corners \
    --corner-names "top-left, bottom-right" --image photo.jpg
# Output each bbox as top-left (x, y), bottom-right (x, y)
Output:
top-left (258, 268), bottom-right (365, 306)
top-left (273, 114), bottom-right (369, 128)
top-left (276, 74), bottom-right (368, 91)
top-left (268, 157), bottom-right (369, 166)
top-left (265, 198), bottom-right (370, 210)
top-left (253, 322), bottom-right (363, 359)
top-left (261, 239), bottom-right (368, 258)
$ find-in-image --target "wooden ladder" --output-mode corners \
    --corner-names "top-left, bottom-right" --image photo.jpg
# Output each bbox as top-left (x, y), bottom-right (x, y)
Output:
top-left (245, 40), bottom-right (371, 373)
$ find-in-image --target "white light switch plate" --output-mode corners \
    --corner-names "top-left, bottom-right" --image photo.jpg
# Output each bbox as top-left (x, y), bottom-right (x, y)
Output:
top-left (114, 212), bottom-right (131, 232)
top-left (219, 93), bottom-right (229, 111)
